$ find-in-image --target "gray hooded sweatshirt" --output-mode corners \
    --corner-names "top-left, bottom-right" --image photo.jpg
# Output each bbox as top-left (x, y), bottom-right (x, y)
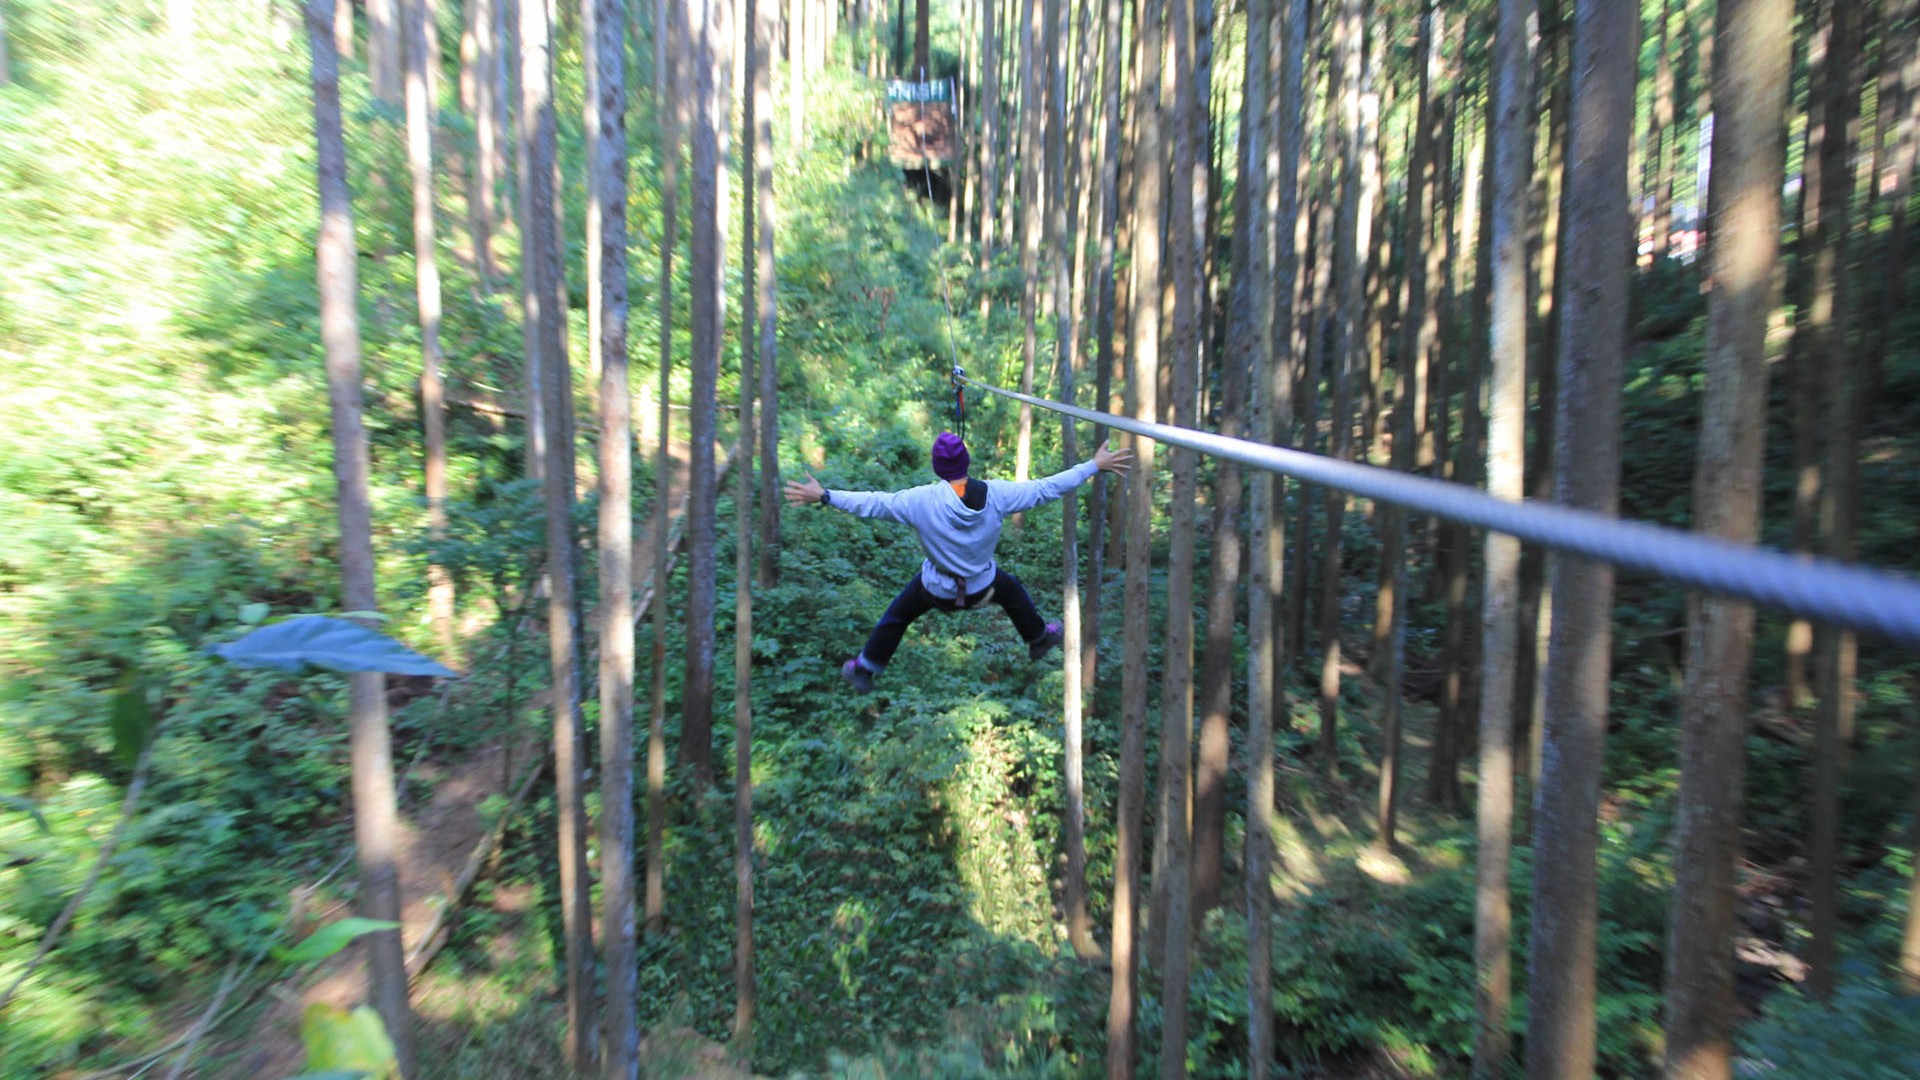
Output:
top-left (826, 460), bottom-right (1101, 599)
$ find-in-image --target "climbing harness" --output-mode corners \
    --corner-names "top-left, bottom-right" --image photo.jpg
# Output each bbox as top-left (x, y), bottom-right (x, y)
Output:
top-left (952, 370), bottom-right (1920, 649)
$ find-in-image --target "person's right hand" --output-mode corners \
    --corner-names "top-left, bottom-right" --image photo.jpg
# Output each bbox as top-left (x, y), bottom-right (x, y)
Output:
top-left (1093, 440), bottom-right (1135, 476)
top-left (784, 470), bottom-right (827, 506)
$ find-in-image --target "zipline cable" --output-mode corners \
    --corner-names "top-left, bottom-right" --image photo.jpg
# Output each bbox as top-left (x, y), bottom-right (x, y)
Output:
top-left (912, 67), bottom-right (969, 440)
top-left (954, 371), bottom-right (1920, 649)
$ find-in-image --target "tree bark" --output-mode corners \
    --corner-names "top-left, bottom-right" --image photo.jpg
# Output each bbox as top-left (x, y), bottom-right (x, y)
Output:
top-left (467, 0), bottom-right (504, 286)
top-left (307, 3), bottom-right (416, 1071)
top-left (1524, 1), bottom-right (1634, 1075)
top-left (648, 0), bottom-right (682, 941)
top-left (1155, 0), bottom-right (1200, 1068)
top-left (588, 0), bottom-right (635, 1067)
top-left (756, 0), bottom-right (780, 588)
top-left (1474, 5), bottom-right (1532, 1071)
top-left (735, 1), bottom-right (763, 1052)
top-left (369, 0), bottom-right (403, 104)
top-left (1805, 0), bottom-right (1862, 1001)
top-left (518, 0), bottom-right (595, 1060)
top-left (913, 0), bottom-right (928, 74)
top-left (1014, 0), bottom-right (1045, 488)
top-left (1648, 0), bottom-right (1675, 264)
top-left (977, 0), bottom-right (999, 316)
top-left (1110, 0), bottom-right (1162, 1071)
top-left (1661, 3), bottom-right (1788, 1074)
top-left (684, 0), bottom-right (735, 787)
top-left (1317, 0), bottom-right (1370, 779)
top-left (404, 0), bottom-right (454, 666)
top-left (1195, 0), bottom-right (1267, 922)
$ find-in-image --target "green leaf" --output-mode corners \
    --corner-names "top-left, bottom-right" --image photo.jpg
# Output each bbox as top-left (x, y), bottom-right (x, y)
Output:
top-left (210, 616), bottom-right (455, 677)
top-left (239, 602), bottom-right (271, 625)
top-left (298, 1003), bottom-right (398, 1079)
top-left (109, 677), bottom-right (155, 769)
top-left (279, 918), bottom-right (401, 966)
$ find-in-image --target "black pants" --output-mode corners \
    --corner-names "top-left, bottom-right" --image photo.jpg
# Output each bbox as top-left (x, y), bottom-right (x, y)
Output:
top-left (857, 567), bottom-right (1047, 670)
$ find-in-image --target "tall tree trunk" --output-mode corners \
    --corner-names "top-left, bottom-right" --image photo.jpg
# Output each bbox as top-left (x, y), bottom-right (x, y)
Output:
top-left (1110, 0), bottom-right (1163, 1070)
top-left (1870, 1), bottom-right (1916, 423)
top-left (519, 0), bottom-right (595, 1060)
top-left (913, 0), bottom-right (928, 73)
top-left (1648, 0), bottom-right (1675, 264)
top-left (333, 0), bottom-right (352, 60)
top-left (468, 0), bottom-right (504, 287)
top-left (977, 0), bottom-right (999, 316)
top-left (1249, 2), bottom-right (1308, 1073)
top-left (1380, 0), bottom-right (1440, 850)
top-left (369, 0), bottom-right (403, 103)
top-left (1046, 0), bottom-right (1097, 961)
top-left (588, 0), bottom-right (636, 1068)
top-left (1473, 4), bottom-right (1532, 1072)
top-left (1317, 0), bottom-right (1370, 779)
top-left (1086, 0), bottom-right (1126, 688)
top-left (647, 0), bottom-right (681, 938)
top-left (404, 0), bottom-right (454, 666)
top-left (1805, 0), bottom-right (1862, 1000)
top-left (756, 0), bottom-right (781, 587)
top-left (1661, 2), bottom-right (1788, 1074)
top-left (1156, 0), bottom-right (1200, 1068)
top-left (789, 0), bottom-right (806, 144)
top-left (1195, 0), bottom-right (1268, 922)
top-left (735, 2), bottom-right (763, 1052)
top-left (1428, 18), bottom-right (1470, 812)
top-left (1525, 1), bottom-right (1634, 1075)
top-left (684, 0), bottom-right (734, 787)
top-left (1015, 0), bottom-right (1045, 487)
top-left (307, 4), bottom-right (416, 1072)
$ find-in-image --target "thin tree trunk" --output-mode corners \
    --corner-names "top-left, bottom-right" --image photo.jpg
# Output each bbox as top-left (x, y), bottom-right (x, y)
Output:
top-left (684, 0), bottom-right (734, 787)
top-left (1110, 0), bottom-right (1163, 1070)
top-left (1525, 1), bottom-right (1634, 1074)
top-left (333, 0), bottom-right (352, 60)
top-left (1805, 0), bottom-right (1862, 1000)
top-left (1043, 0), bottom-right (1096, 962)
top-left (1195, 0), bottom-right (1268, 922)
top-left (307, 3), bottom-right (415, 1071)
top-left (756, 0), bottom-right (780, 586)
top-left (519, 0), bottom-right (594, 1060)
top-left (470, 0), bottom-right (504, 287)
top-left (1317, 0), bottom-right (1369, 779)
top-left (370, 0), bottom-right (403, 103)
top-left (734, 1), bottom-right (763, 1050)
top-left (1649, 0), bottom-right (1675, 264)
top-left (589, 0), bottom-right (636, 1067)
top-left (1085, 0), bottom-right (1125, 689)
top-left (1473, 3), bottom-right (1532, 1071)
top-left (977, 0), bottom-right (999, 316)
top-left (1661, 3), bottom-right (1788, 1075)
top-left (1156, 0), bottom-right (1199, 1068)
top-left (913, 0), bottom-right (928, 73)
top-left (789, 0), bottom-right (806, 145)
top-left (647, 0), bottom-right (681, 941)
top-left (1015, 0), bottom-right (1044, 486)
top-left (404, 0), bottom-right (454, 666)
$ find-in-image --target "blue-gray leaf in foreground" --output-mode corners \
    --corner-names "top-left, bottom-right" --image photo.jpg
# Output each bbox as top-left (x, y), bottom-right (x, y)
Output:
top-left (210, 616), bottom-right (456, 677)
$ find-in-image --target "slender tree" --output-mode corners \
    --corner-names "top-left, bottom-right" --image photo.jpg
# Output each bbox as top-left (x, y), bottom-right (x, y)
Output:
top-left (1084, 0), bottom-right (1126, 666)
top-left (306, 2), bottom-right (416, 1071)
top-left (1660, 1), bottom-right (1789, 1074)
top-left (519, 0), bottom-right (595, 1058)
top-left (369, 0), bottom-right (403, 104)
top-left (647, 0), bottom-right (680, 942)
top-left (333, 0), bottom-right (352, 60)
top-left (465, 0), bottom-right (504, 286)
top-left (1525, 0), bottom-right (1634, 1074)
top-left (1110, 0), bottom-right (1163, 1070)
top-left (402, 0), bottom-right (454, 664)
top-left (977, 0), bottom-right (999, 317)
top-left (1647, 0), bottom-right (1675, 264)
top-left (1317, 0), bottom-right (1371, 778)
top-left (1155, 0), bottom-right (1201, 1068)
top-left (756, 0), bottom-right (780, 587)
top-left (1194, 0), bottom-right (1268, 920)
top-left (1014, 0), bottom-right (1045, 487)
top-left (914, 0), bottom-right (929, 74)
top-left (789, 0), bottom-right (806, 145)
top-left (683, 0), bottom-right (734, 786)
top-left (587, 0), bottom-right (636, 1067)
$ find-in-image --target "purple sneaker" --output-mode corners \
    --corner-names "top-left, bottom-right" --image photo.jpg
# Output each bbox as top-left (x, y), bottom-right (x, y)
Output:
top-left (1029, 622), bottom-right (1064, 661)
top-left (842, 658), bottom-right (876, 693)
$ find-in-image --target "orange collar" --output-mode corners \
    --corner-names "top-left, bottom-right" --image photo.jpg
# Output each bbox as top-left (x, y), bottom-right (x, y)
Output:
top-left (949, 479), bottom-right (968, 498)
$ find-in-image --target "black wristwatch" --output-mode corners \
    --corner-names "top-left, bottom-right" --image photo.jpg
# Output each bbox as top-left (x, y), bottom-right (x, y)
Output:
top-left (820, 490), bottom-right (832, 507)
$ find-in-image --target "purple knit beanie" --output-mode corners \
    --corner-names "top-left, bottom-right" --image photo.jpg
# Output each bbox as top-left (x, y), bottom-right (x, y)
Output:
top-left (931, 432), bottom-right (971, 480)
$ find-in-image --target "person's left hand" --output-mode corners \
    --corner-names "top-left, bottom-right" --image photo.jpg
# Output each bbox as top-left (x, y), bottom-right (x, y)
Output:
top-left (1093, 440), bottom-right (1136, 476)
top-left (784, 470), bottom-right (827, 506)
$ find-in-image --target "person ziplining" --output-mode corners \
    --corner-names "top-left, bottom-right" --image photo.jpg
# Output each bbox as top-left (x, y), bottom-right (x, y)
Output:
top-left (784, 432), bottom-right (1135, 692)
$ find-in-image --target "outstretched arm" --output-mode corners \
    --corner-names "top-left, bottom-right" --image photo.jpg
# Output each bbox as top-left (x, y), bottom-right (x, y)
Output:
top-left (784, 468), bottom-right (915, 523)
top-left (994, 440), bottom-right (1137, 514)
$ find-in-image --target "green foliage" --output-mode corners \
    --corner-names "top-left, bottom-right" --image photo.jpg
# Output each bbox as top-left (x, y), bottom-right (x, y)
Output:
top-left (1737, 966), bottom-right (1920, 1079)
top-left (277, 917), bottom-right (402, 967)
top-left (299, 1002), bottom-right (402, 1080)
